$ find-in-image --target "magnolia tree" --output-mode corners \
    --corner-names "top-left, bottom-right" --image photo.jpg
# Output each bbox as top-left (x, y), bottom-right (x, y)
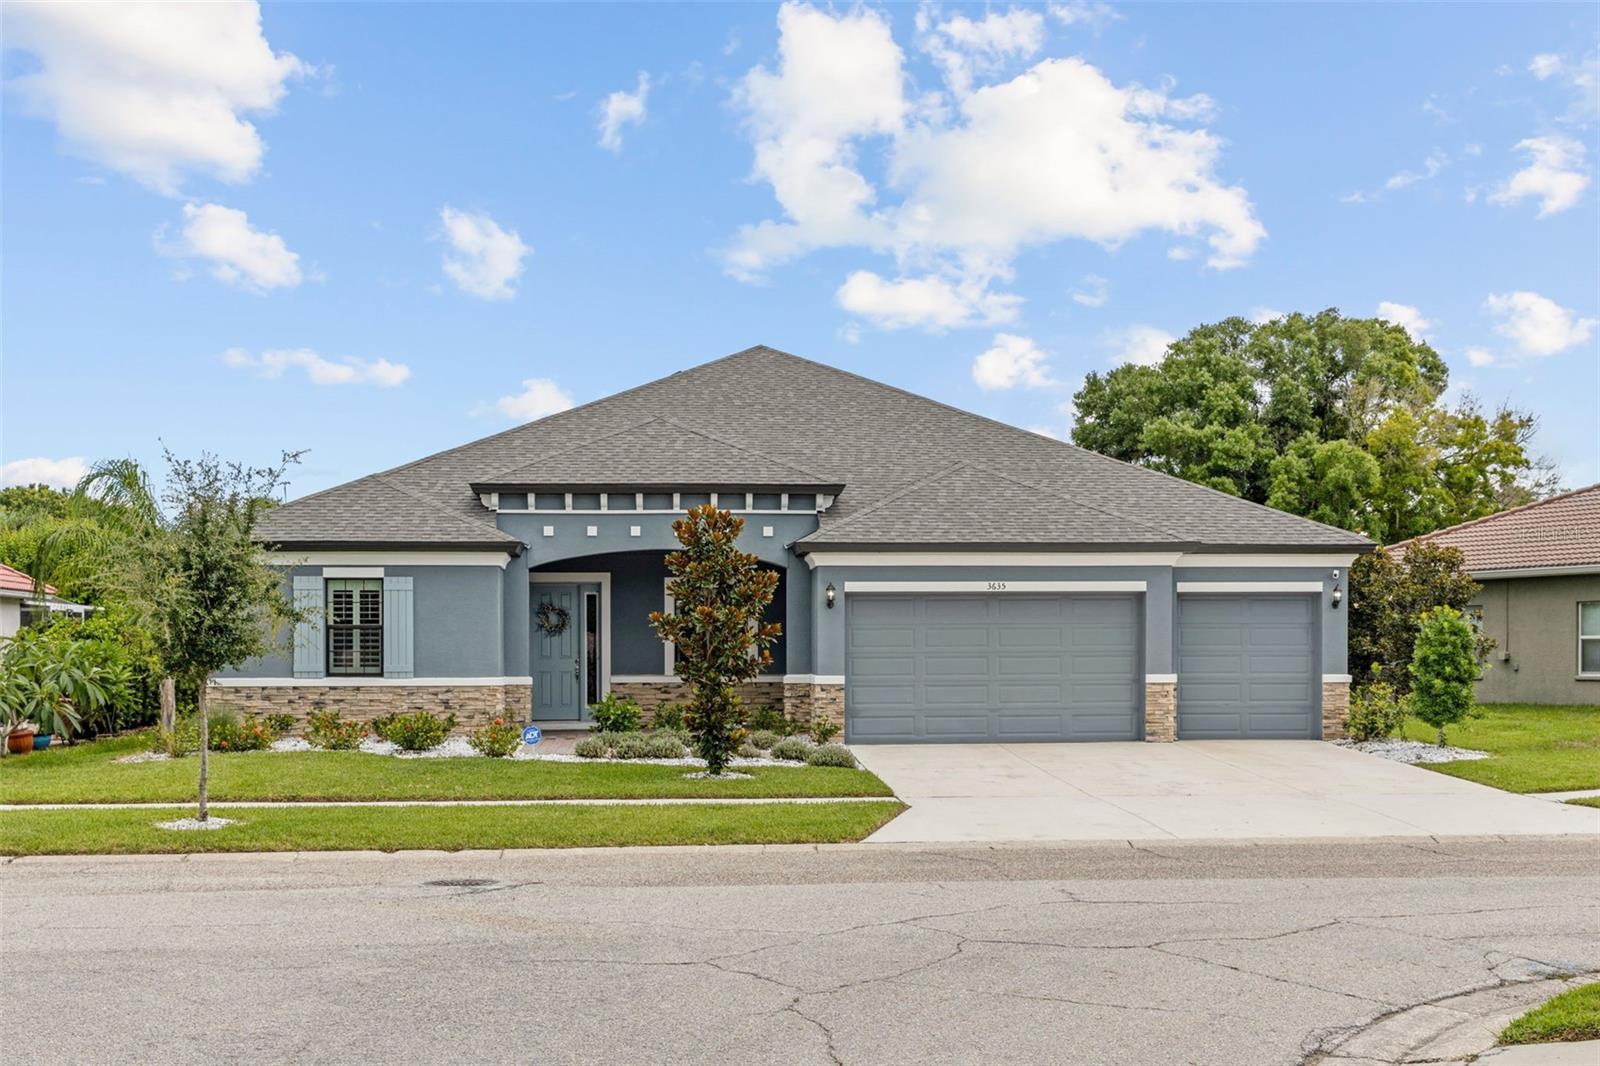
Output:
top-left (1349, 542), bottom-right (1490, 693)
top-left (1410, 606), bottom-right (1479, 747)
top-left (123, 451), bottom-right (302, 821)
top-left (649, 506), bottom-right (780, 776)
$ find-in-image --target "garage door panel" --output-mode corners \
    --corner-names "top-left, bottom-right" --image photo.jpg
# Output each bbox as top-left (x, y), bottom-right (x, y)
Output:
top-left (846, 593), bottom-right (1141, 743)
top-left (1179, 595), bottom-right (1316, 739)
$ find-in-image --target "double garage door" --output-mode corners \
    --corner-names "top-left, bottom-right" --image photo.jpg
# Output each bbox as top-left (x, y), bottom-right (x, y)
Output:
top-left (845, 591), bottom-right (1319, 743)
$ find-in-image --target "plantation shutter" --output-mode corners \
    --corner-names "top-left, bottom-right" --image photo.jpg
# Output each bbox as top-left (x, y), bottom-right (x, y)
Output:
top-left (383, 575), bottom-right (415, 679)
top-left (291, 575), bottom-right (325, 678)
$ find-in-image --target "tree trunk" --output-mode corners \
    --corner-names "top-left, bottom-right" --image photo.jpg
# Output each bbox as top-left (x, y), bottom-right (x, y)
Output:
top-left (196, 679), bottom-right (210, 822)
top-left (159, 677), bottom-right (176, 733)
top-left (1436, 725), bottom-right (1447, 748)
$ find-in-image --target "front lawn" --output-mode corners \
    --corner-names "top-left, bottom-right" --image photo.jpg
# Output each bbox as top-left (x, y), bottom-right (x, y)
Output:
top-left (1398, 703), bottom-right (1600, 793)
top-left (1568, 797), bottom-right (1600, 809)
top-left (1500, 982), bottom-right (1600, 1045)
top-left (0, 733), bottom-right (893, 805)
top-left (0, 800), bottom-right (905, 855)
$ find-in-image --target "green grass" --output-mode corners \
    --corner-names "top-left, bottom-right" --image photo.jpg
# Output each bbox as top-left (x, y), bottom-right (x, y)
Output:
top-left (0, 732), bottom-right (893, 805)
top-left (0, 801), bottom-right (905, 855)
top-left (1398, 703), bottom-right (1600, 793)
top-left (1568, 797), bottom-right (1600, 809)
top-left (1500, 982), bottom-right (1600, 1045)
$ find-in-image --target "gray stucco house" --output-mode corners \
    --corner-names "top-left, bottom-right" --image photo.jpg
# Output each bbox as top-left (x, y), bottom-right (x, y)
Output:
top-left (1395, 484), bottom-right (1600, 706)
top-left (220, 346), bottom-right (1372, 743)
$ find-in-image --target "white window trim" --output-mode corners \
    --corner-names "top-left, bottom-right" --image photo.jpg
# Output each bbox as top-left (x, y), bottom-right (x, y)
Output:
top-left (532, 572), bottom-right (612, 700)
top-left (804, 551), bottom-right (1362, 570)
top-left (1579, 601), bottom-right (1600, 679)
top-left (844, 580), bottom-right (1147, 593)
top-left (213, 676), bottom-right (532, 688)
top-left (662, 578), bottom-right (675, 675)
top-left (1176, 581), bottom-right (1323, 593)
top-left (323, 566), bottom-right (384, 578)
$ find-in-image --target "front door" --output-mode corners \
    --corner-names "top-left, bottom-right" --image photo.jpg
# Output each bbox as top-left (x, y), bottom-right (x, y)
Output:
top-left (531, 583), bottom-right (582, 720)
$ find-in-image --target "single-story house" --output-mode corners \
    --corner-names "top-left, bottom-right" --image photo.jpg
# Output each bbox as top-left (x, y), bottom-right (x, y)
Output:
top-left (1393, 484), bottom-right (1600, 705)
top-left (222, 346), bottom-right (1372, 743)
top-left (0, 563), bottom-right (92, 638)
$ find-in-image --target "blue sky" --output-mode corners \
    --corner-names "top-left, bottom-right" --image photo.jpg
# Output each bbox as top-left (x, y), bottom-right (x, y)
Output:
top-left (3, 2), bottom-right (1597, 500)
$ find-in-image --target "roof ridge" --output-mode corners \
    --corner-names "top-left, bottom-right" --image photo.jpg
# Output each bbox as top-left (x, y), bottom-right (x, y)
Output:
top-left (369, 475), bottom-right (516, 541)
top-left (1393, 482), bottom-right (1600, 549)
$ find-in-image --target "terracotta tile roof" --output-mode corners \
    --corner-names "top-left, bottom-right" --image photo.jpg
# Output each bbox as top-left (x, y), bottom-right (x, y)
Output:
top-left (0, 563), bottom-right (57, 596)
top-left (1391, 483), bottom-right (1600, 573)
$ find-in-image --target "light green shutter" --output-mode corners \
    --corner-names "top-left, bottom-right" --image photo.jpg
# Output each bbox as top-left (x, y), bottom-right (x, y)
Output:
top-left (291, 575), bottom-right (324, 678)
top-left (384, 575), bottom-right (414, 678)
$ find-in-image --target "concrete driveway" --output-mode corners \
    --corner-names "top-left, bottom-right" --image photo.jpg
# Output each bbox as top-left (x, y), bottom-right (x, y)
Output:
top-left (852, 740), bottom-right (1600, 843)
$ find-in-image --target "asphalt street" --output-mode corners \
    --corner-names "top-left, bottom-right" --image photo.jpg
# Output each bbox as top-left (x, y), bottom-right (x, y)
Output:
top-left (3, 837), bottom-right (1598, 1065)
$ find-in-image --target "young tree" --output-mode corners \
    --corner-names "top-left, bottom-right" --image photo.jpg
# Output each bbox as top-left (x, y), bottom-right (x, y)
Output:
top-left (1410, 606), bottom-right (1479, 747)
top-left (649, 505), bottom-right (781, 776)
top-left (1349, 543), bottom-right (1490, 694)
top-left (122, 451), bottom-right (301, 820)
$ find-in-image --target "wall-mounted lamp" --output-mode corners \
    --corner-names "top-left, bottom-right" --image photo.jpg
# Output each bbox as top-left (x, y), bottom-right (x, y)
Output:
top-left (825, 582), bottom-right (836, 609)
top-left (1331, 584), bottom-right (1343, 609)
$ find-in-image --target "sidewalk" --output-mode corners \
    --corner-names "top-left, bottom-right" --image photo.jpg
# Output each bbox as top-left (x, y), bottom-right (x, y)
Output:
top-left (0, 796), bottom-right (892, 811)
top-left (1477, 1040), bottom-right (1600, 1064)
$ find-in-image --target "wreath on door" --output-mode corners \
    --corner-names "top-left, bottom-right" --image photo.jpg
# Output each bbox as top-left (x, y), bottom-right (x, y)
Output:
top-left (535, 601), bottom-right (571, 636)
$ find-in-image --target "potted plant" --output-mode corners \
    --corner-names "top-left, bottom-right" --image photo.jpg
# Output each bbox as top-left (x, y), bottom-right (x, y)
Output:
top-left (1, 631), bottom-right (95, 751)
top-left (3, 706), bottom-right (35, 755)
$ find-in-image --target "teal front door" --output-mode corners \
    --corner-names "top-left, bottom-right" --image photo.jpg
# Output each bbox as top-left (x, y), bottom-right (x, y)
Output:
top-left (531, 583), bottom-right (582, 720)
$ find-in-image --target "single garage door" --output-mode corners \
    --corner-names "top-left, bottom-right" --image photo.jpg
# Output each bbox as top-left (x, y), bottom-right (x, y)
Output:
top-left (1177, 595), bottom-right (1317, 739)
top-left (845, 593), bottom-right (1141, 743)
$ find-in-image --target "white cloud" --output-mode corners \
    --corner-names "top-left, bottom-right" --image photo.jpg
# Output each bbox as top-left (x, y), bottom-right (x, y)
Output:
top-left (1106, 324), bottom-right (1175, 366)
top-left (1376, 301), bottom-right (1432, 341)
top-left (0, 456), bottom-right (89, 490)
top-left (835, 270), bottom-right (1020, 330)
top-left (222, 347), bottom-right (410, 387)
top-left (1249, 307), bottom-right (1287, 324)
top-left (168, 202), bottom-right (301, 292)
top-left (917, 7), bottom-right (1045, 98)
top-left (1166, 245), bottom-right (1196, 260)
top-left (1529, 53), bottom-right (1563, 80)
top-left (1047, 2), bottom-right (1122, 29)
top-left (1484, 291), bottom-right (1597, 357)
top-left (597, 72), bottom-right (650, 152)
top-left (1464, 347), bottom-right (1496, 368)
top-left (1071, 274), bottom-right (1109, 307)
top-left (438, 207), bottom-right (530, 300)
top-left (1026, 424), bottom-right (1064, 440)
top-left (727, 3), bottom-right (1264, 328)
top-left (4, 1), bottom-right (306, 193)
top-left (1526, 50), bottom-right (1598, 122)
top-left (1385, 150), bottom-right (1447, 190)
top-left (1489, 135), bottom-right (1590, 216)
top-left (495, 378), bottom-right (574, 421)
top-left (972, 333), bottom-right (1053, 390)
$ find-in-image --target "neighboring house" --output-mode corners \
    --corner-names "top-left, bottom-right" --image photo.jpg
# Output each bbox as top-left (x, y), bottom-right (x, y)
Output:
top-left (1394, 484), bottom-right (1600, 706)
top-left (0, 563), bottom-right (92, 637)
top-left (225, 346), bottom-right (1372, 743)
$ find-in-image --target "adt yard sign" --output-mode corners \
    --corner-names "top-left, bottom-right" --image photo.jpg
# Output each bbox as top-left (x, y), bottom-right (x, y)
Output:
top-left (521, 726), bottom-right (542, 745)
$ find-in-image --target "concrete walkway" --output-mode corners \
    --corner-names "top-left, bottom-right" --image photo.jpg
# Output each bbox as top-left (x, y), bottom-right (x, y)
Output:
top-left (1477, 1041), bottom-right (1600, 1065)
top-left (0, 796), bottom-right (893, 811)
top-left (1530, 787), bottom-right (1600, 803)
top-left (852, 740), bottom-right (1600, 844)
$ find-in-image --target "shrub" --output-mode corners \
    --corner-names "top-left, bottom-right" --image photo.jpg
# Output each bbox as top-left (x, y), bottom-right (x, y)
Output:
top-left (748, 729), bottom-right (780, 750)
top-left (613, 733), bottom-right (652, 760)
top-left (806, 744), bottom-right (856, 769)
top-left (151, 715), bottom-right (201, 756)
top-left (305, 709), bottom-right (366, 751)
top-left (809, 720), bottom-right (841, 744)
top-left (737, 741), bottom-right (762, 759)
top-left (375, 710), bottom-right (456, 752)
top-left (1347, 677), bottom-right (1409, 742)
top-left (264, 713), bottom-right (296, 738)
top-left (469, 717), bottom-right (521, 758)
top-left (652, 726), bottom-right (691, 747)
top-left (207, 710), bottom-right (273, 752)
top-left (573, 736), bottom-right (608, 759)
top-left (749, 705), bottom-right (805, 736)
top-left (1410, 606), bottom-right (1479, 746)
top-left (645, 734), bottom-right (686, 759)
top-left (769, 737), bottom-right (812, 762)
top-left (650, 703), bottom-right (686, 731)
top-left (588, 693), bottom-right (643, 733)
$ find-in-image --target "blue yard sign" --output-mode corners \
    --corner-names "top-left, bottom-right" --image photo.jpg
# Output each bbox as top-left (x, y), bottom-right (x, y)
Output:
top-left (521, 725), bottom-right (542, 746)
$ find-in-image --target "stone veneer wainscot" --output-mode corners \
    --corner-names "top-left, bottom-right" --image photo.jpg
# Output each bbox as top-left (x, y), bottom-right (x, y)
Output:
top-left (211, 683), bottom-right (532, 734)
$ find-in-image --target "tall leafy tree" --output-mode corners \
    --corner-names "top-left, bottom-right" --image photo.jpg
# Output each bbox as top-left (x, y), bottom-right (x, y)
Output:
top-left (1349, 543), bottom-right (1490, 693)
top-left (649, 506), bottom-right (781, 776)
top-left (1071, 310), bottom-right (1553, 542)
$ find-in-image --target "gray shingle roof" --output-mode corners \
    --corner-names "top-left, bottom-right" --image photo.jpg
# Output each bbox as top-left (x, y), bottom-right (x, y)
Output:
top-left (471, 417), bottom-right (841, 492)
top-left (259, 345), bottom-right (1373, 552)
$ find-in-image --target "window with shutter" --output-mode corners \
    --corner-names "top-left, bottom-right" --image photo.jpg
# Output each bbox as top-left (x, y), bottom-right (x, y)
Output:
top-left (327, 578), bottom-right (383, 676)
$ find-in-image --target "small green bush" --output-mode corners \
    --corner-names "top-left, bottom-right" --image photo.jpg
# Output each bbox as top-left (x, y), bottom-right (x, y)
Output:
top-left (373, 710), bottom-right (456, 752)
top-left (737, 741), bottom-right (762, 759)
top-left (1348, 678), bottom-right (1409, 742)
top-left (809, 720), bottom-right (841, 744)
top-left (305, 709), bottom-right (366, 750)
top-left (588, 693), bottom-right (643, 733)
top-left (769, 737), bottom-right (812, 762)
top-left (1411, 606), bottom-right (1479, 746)
top-left (613, 733), bottom-right (652, 760)
top-left (645, 734), bottom-right (686, 758)
top-left (650, 703), bottom-right (686, 730)
top-left (748, 705), bottom-right (807, 736)
top-left (469, 717), bottom-right (521, 758)
top-left (748, 729), bottom-right (780, 750)
top-left (264, 713), bottom-right (296, 738)
top-left (207, 710), bottom-right (273, 752)
top-left (150, 715), bottom-right (200, 756)
top-left (573, 736), bottom-right (608, 759)
top-left (651, 726), bottom-right (691, 747)
top-left (806, 743), bottom-right (855, 768)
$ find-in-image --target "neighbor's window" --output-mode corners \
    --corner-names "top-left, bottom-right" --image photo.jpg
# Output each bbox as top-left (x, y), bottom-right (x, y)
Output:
top-left (327, 578), bottom-right (383, 676)
top-left (1580, 602), bottom-right (1600, 677)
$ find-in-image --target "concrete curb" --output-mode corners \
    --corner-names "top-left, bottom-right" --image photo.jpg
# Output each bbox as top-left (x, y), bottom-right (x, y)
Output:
top-left (1530, 788), bottom-right (1600, 803)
